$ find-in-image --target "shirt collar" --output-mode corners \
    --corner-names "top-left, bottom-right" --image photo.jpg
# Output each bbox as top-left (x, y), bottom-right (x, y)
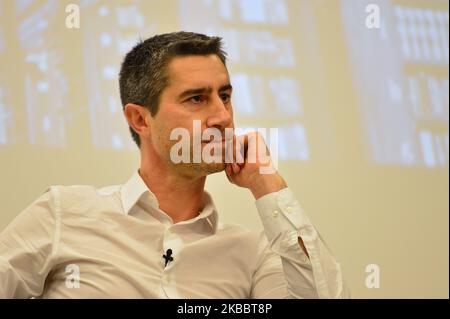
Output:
top-left (120, 170), bottom-right (218, 232)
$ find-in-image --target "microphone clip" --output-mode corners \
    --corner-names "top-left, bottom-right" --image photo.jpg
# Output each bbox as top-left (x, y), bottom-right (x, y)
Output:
top-left (163, 249), bottom-right (173, 267)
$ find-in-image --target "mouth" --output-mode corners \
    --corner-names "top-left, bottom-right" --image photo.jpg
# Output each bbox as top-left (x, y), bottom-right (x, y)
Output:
top-left (201, 141), bottom-right (225, 151)
top-left (203, 140), bottom-right (224, 144)
top-left (202, 138), bottom-right (232, 145)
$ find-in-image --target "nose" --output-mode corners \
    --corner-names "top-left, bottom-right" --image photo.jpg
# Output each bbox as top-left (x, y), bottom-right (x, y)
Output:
top-left (205, 95), bottom-right (232, 129)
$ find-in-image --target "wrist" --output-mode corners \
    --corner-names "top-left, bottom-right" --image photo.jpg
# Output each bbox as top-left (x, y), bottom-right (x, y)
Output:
top-left (249, 173), bottom-right (287, 199)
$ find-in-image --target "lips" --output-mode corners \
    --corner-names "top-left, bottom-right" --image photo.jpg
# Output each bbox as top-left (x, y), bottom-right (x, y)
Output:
top-left (202, 138), bottom-right (233, 144)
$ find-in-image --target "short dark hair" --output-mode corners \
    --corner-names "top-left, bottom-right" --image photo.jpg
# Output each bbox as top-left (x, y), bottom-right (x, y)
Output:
top-left (119, 31), bottom-right (228, 148)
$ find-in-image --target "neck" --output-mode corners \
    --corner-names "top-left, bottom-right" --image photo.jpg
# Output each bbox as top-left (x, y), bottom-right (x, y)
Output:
top-left (139, 149), bottom-right (206, 224)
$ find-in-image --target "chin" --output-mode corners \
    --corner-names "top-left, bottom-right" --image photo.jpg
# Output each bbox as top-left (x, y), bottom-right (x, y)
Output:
top-left (203, 162), bottom-right (226, 175)
top-left (175, 162), bottom-right (226, 178)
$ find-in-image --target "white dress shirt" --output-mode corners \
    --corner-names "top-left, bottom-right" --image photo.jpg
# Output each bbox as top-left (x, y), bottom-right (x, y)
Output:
top-left (0, 171), bottom-right (349, 298)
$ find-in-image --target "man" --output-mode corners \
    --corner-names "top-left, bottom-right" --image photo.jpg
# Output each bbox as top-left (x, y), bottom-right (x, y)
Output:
top-left (0, 32), bottom-right (349, 298)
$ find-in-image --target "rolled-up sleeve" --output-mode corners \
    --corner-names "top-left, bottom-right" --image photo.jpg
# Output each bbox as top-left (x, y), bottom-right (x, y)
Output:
top-left (0, 187), bottom-right (58, 298)
top-left (252, 187), bottom-right (350, 299)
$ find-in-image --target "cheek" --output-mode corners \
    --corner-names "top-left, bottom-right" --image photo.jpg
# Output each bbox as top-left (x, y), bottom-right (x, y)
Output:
top-left (153, 118), bottom-right (188, 150)
top-left (148, 120), bottom-right (170, 152)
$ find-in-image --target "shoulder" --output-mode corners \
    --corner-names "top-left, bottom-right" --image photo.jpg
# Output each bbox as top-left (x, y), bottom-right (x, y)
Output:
top-left (42, 183), bottom-right (123, 216)
top-left (43, 183), bottom-right (120, 201)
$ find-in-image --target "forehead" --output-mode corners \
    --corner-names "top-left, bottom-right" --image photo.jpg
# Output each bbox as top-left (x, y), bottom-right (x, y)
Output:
top-left (165, 54), bottom-right (230, 89)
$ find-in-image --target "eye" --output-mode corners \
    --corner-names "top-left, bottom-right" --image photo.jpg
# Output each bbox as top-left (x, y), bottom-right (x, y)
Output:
top-left (220, 93), bottom-right (231, 104)
top-left (188, 95), bottom-right (206, 104)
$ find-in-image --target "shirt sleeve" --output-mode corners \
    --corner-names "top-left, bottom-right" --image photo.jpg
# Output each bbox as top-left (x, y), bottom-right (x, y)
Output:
top-left (252, 187), bottom-right (350, 299)
top-left (0, 187), bottom-right (58, 298)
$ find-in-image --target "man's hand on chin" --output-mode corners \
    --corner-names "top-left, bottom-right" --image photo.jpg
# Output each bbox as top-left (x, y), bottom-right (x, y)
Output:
top-left (224, 132), bottom-right (287, 199)
top-left (224, 132), bottom-right (309, 258)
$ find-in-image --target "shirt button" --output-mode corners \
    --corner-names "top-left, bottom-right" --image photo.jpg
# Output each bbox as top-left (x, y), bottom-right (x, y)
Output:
top-left (163, 274), bottom-right (171, 284)
top-left (272, 210), bottom-right (279, 218)
top-left (286, 206), bottom-right (293, 213)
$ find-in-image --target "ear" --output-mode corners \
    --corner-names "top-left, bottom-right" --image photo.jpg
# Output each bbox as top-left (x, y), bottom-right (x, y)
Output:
top-left (124, 103), bottom-right (152, 139)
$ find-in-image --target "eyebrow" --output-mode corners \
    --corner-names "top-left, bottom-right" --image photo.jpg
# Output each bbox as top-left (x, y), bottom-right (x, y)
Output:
top-left (178, 84), bottom-right (233, 100)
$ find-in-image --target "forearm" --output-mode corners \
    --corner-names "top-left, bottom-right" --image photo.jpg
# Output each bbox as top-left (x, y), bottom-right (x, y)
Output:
top-left (249, 174), bottom-right (310, 258)
top-left (254, 187), bottom-right (349, 298)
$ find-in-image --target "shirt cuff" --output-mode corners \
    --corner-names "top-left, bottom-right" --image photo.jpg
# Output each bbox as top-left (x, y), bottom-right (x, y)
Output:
top-left (255, 187), bottom-right (316, 243)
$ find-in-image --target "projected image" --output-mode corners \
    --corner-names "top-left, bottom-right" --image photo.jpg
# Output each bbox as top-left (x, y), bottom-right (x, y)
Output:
top-left (0, 0), bottom-right (447, 169)
top-left (231, 73), bottom-right (302, 118)
top-left (0, 4), bottom-right (12, 145)
top-left (0, 83), bottom-right (13, 145)
top-left (341, 0), bottom-right (449, 168)
top-left (18, 0), bottom-right (68, 147)
top-left (81, 1), bottom-right (159, 150)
